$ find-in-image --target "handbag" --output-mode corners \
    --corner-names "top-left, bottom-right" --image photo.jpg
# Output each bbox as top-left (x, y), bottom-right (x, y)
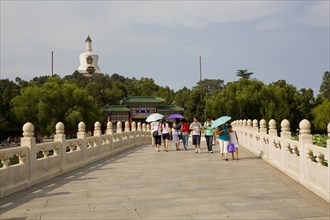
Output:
top-left (228, 143), bottom-right (236, 153)
top-left (152, 122), bottom-right (160, 137)
top-left (152, 131), bottom-right (158, 137)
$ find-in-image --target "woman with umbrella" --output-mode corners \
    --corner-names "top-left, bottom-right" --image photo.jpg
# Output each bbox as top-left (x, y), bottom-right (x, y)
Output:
top-left (147, 113), bottom-right (163, 152)
top-left (212, 116), bottom-right (231, 160)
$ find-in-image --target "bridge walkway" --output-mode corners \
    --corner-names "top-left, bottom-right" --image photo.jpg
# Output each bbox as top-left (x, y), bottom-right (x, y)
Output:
top-left (1, 140), bottom-right (329, 219)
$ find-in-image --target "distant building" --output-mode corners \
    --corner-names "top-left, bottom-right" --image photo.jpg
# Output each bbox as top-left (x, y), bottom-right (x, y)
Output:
top-left (77, 35), bottom-right (102, 76)
top-left (104, 96), bottom-right (184, 124)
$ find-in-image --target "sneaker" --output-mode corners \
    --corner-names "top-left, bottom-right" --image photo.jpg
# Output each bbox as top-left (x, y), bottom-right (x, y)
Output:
top-left (195, 149), bottom-right (198, 153)
top-left (198, 149), bottom-right (201, 154)
top-left (210, 150), bottom-right (213, 153)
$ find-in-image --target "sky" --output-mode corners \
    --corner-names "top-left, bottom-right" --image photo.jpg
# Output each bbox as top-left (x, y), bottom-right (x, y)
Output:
top-left (1, 0), bottom-right (329, 93)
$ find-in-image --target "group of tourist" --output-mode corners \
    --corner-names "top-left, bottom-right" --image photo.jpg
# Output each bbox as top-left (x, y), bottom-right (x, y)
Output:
top-left (149, 116), bottom-right (239, 160)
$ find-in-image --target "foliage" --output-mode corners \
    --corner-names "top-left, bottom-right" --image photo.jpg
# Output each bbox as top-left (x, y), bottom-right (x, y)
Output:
top-left (11, 77), bottom-right (102, 136)
top-left (194, 79), bottom-right (224, 96)
top-left (2, 68), bottom-right (330, 138)
top-left (205, 78), bottom-right (264, 120)
top-left (319, 71), bottom-right (330, 99)
top-left (236, 69), bottom-right (254, 79)
top-left (312, 134), bottom-right (328, 148)
top-left (291, 134), bottom-right (328, 148)
top-left (312, 99), bottom-right (330, 131)
top-left (0, 79), bottom-right (21, 139)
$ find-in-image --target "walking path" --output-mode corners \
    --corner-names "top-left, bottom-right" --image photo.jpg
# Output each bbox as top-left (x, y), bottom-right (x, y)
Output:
top-left (1, 140), bottom-right (329, 219)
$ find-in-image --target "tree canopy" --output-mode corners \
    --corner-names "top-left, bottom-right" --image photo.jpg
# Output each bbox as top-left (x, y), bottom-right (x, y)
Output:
top-left (1, 69), bottom-right (329, 139)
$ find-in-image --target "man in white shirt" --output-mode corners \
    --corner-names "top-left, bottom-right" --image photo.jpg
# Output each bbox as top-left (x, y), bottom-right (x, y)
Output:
top-left (189, 116), bottom-right (203, 153)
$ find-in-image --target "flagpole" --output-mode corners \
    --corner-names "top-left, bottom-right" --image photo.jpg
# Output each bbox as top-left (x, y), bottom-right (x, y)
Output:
top-left (199, 56), bottom-right (203, 102)
top-left (51, 51), bottom-right (54, 77)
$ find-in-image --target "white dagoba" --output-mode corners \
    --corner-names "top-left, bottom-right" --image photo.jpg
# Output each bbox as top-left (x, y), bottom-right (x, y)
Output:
top-left (77, 35), bottom-right (102, 76)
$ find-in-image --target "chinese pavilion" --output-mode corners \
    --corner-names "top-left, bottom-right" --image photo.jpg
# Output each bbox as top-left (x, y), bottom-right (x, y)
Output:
top-left (104, 96), bottom-right (184, 124)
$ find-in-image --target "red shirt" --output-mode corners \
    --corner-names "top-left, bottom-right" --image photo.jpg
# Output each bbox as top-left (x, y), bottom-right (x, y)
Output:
top-left (181, 122), bottom-right (189, 133)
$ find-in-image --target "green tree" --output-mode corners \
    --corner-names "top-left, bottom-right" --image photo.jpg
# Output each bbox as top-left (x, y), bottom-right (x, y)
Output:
top-left (29, 75), bottom-right (51, 86)
top-left (154, 86), bottom-right (175, 105)
top-left (319, 71), bottom-right (330, 99)
top-left (236, 69), bottom-right (254, 79)
top-left (11, 77), bottom-right (102, 136)
top-left (205, 79), bottom-right (264, 120)
top-left (312, 99), bottom-right (330, 131)
top-left (11, 85), bottom-right (42, 136)
top-left (173, 87), bottom-right (192, 119)
top-left (0, 79), bottom-right (21, 138)
top-left (194, 79), bottom-right (224, 96)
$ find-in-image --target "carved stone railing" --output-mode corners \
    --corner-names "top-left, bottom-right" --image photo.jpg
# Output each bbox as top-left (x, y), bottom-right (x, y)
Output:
top-left (232, 119), bottom-right (330, 202)
top-left (0, 121), bottom-right (151, 198)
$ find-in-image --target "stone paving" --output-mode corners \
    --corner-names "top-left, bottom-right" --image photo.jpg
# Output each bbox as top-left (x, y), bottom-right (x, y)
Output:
top-left (1, 140), bottom-right (329, 220)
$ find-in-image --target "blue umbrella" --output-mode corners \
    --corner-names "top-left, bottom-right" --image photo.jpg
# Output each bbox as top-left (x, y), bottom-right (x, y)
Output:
top-left (211, 116), bottom-right (231, 128)
top-left (167, 113), bottom-right (184, 119)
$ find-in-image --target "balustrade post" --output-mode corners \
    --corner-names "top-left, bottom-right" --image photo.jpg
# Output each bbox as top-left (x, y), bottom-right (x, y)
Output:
top-left (131, 121), bottom-right (137, 144)
top-left (246, 119), bottom-right (253, 150)
top-left (77, 122), bottom-right (87, 163)
top-left (54, 122), bottom-right (66, 171)
top-left (21, 122), bottom-right (36, 182)
top-left (106, 122), bottom-right (113, 135)
top-left (132, 121), bottom-right (136, 132)
top-left (280, 119), bottom-right (291, 139)
top-left (94, 121), bottom-right (102, 136)
top-left (269, 119), bottom-right (277, 136)
top-left (125, 121), bottom-right (130, 132)
top-left (252, 119), bottom-right (259, 132)
top-left (281, 119), bottom-right (291, 167)
top-left (259, 119), bottom-right (267, 134)
top-left (106, 121), bottom-right (113, 152)
top-left (298, 119), bottom-right (312, 182)
top-left (117, 121), bottom-right (122, 133)
top-left (93, 121), bottom-right (101, 157)
top-left (137, 122), bottom-right (141, 131)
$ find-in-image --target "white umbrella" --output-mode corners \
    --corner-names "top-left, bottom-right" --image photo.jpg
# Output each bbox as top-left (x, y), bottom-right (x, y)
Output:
top-left (146, 113), bottom-right (163, 122)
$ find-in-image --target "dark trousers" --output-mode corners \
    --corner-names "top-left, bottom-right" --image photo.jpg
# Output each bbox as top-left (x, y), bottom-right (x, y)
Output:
top-left (205, 135), bottom-right (213, 151)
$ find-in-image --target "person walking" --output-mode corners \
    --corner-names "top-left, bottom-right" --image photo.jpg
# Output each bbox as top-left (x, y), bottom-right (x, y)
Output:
top-left (228, 125), bottom-right (239, 160)
top-left (161, 119), bottom-right (170, 152)
top-left (189, 116), bottom-right (202, 153)
top-left (172, 121), bottom-right (181, 150)
top-left (216, 123), bottom-right (229, 160)
top-left (203, 116), bottom-right (214, 153)
top-left (181, 118), bottom-right (190, 150)
top-left (151, 120), bottom-right (162, 152)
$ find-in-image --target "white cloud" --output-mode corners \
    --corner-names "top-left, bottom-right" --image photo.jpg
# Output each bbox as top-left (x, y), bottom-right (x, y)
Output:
top-left (298, 1), bottom-right (330, 27)
top-left (104, 1), bottom-right (288, 28)
top-left (255, 20), bottom-right (284, 30)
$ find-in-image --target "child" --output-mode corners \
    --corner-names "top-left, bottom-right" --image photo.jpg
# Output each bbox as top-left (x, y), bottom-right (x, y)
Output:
top-left (228, 125), bottom-right (239, 160)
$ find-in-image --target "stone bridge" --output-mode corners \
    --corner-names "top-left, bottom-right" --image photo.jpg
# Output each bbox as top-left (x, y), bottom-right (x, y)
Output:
top-left (0, 120), bottom-right (329, 219)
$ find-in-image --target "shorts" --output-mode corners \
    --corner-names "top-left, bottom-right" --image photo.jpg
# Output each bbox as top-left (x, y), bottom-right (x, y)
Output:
top-left (192, 135), bottom-right (201, 145)
top-left (162, 133), bottom-right (170, 140)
